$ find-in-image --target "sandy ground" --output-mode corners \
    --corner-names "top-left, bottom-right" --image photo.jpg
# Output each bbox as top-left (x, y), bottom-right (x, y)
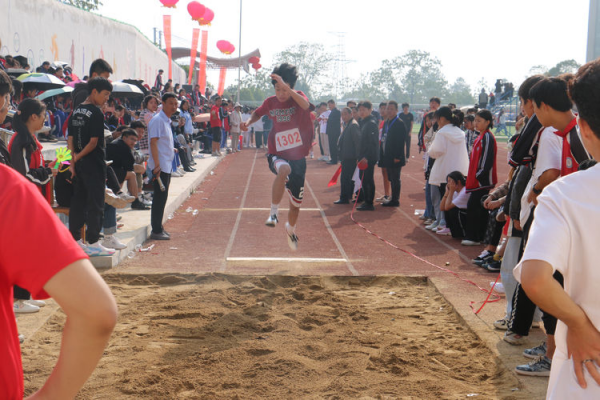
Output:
top-left (22, 274), bottom-right (527, 399)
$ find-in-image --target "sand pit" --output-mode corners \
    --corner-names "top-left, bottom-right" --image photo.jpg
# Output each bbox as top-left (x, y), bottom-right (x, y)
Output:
top-left (22, 274), bottom-right (525, 399)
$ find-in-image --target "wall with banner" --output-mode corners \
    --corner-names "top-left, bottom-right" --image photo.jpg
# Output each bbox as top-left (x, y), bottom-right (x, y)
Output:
top-left (0, 0), bottom-right (186, 85)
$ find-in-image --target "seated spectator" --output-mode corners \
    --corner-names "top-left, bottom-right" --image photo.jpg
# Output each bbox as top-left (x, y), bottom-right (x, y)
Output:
top-left (106, 104), bottom-right (125, 130)
top-left (440, 171), bottom-right (470, 239)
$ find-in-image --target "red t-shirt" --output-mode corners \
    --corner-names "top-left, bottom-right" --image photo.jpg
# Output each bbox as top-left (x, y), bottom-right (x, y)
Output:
top-left (209, 105), bottom-right (222, 128)
top-left (254, 91), bottom-right (315, 160)
top-left (0, 165), bottom-right (88, 399)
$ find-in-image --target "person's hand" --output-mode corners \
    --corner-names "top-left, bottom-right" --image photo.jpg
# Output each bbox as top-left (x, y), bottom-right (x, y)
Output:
top-left (514, 220), bottom-right (522, 231)
top-left (393, 158), bottom-right (400, 163)
top-left (359, 157), bottom-right (367, 164)
top-left (527, 189), bottom-right (540, 205)
top-left (48, 160), bottom-right (58, 169)
top-left (483, 196), bottom-right (494, 209)
top-left (153, 166), bottom-right (161, 175)
top-left (447, 180), bottom-right (456, 192)
top-left (69, 162), bottom-right (76, 178)
top-left (567, 315), bottom-right (600, 388)
top-left (240, 122), bottom-right (248, 132)
top-left (174, 148), bottom-right (178, 153)
top-left (270, 74), bottom-right (289, 90)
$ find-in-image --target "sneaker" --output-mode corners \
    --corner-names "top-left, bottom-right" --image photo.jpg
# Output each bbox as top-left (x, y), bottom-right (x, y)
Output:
top-left (105, 189), bottom-right (127, 209)
top-left (14, 300), bottom-right (40, 314)
top-left (103, 235), bottom-right (127, 250)
top-left (118, 193), bottom-right (136, 203)
top-left (531, 321), bottom-right (542, 329)
top-left (436, 227), bottom-right (451, 236)
top-left (435, 224), bottom-right (447, 231)
top-left (265, 214), bottom-right (278, 227)
top-left (376, 195), bottom-right (389, 202)
top-left (423, 218), bottom-right (434, 225)
top-left (425, 221), bottom-right (439, 230)
top-left (150, 231), bottom-right (171, 241)
top-left (503, 330), bottom-right (526, 345)
top-left (172, 170), bottom-right (183, 177)
top-left (212, 151), bottom-right (219, 157)
top-left (27, 298), bottom-right (46, 307)
top-left (461, 239), bottom-right (481, 246)
top-left (85, 241), bottom-right (116, 257)
top-left (485, 259), bottom-right (502, 272)
top-left (473, 250), bottom-right (494, 265)
top-left (131, 199), bottom-right (150, 210)
top-left (286, 223), bottom-right (298, 251)
top-left (77, 239), bottom-right (88, 251)
top-left (515, 356), bottom-right (551, 377)
top-left (490, 282), bottom-right (505, 294)
top-left (493, 318), bottom-right (509, 330)
top-left (523, 342), bottom-right (547, 359)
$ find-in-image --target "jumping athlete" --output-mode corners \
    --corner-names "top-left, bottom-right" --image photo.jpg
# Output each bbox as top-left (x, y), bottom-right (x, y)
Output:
top-left (242, 63), bottom-right (315, 250)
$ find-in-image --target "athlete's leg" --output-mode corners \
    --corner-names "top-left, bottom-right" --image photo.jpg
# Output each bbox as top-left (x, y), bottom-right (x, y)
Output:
top-left (272, 163), bottom-right (291, 205)
top-left (288, 202), bottom-right (300, 227)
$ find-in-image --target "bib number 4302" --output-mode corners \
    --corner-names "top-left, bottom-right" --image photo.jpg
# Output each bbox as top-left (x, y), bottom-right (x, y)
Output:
top-left (275, 128), bottom-right (303, 152)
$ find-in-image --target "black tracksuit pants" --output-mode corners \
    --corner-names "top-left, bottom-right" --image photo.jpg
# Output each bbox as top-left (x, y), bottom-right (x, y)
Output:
top-left (340, 159), bottom-right (356, 201)
top-left (151, 172), bottom-right (171, 234)
top-left (328, 131), bottom-right (340, 163)
top-left (360, 161), bottom-right (376, 205)
top-left (386, 165), bottom-right (402, 204)
top-left (465, 188), bottom-right (489, 242)
top-left (69, 157), bottom-right (106, 244)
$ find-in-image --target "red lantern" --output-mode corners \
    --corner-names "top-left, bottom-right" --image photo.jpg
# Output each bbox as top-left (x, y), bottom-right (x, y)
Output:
top-left (160, 0), bottom-right (179, 8)
top-left (252, 63), bottom-right (261, 70)
top-left (217, 40), bottom-right (235, 55)
top-left (198, 7), bottom-right (214, 26)
top-left (187, 1), bottom-right (206, 21)
top-left (248, 56), bottom-right (259, 64)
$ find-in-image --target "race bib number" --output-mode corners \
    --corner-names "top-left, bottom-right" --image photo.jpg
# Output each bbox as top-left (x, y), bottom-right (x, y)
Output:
top-left (275, 128), bottom-right (303, 152)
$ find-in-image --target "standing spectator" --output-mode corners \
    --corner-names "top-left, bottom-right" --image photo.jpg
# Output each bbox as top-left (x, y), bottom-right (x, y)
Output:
top-left (253, 111), bottom-right (265, 148)
top-left (148, 92), bottom-right (178, 240)
top-left (316, 102), bottom-right (330, 161)
top-left (496, 109), bottom-right (508, 136)
top-left (68, 78), bottom-right (115, 256)
top-left (191, 84), bottom-right (202, 111)
top-left (464, 114), bottom-right (477, 156)
top-left (230, 103), bottom-right (242, 153)
top-left (262, 113), bottom-right (273, 148)
top-left (356, 101), bottom-right (379, 211)
top-left (326, 99), bottom-right (341, 164)
top-left (376, 102), bottom-right (391, 204)
top-left (463, 109), bottom-right (497, 245)
top-left (334, 107), bottom-right (360, 204)
top-left (398, 102), bottom-right (413, 160)
top-left (139, 94), bottom-right (159, 156)
top-left (379, 100), bottom-right (407, 208)
top-left (478, 88), bottom-right (488, 109)
top-left (72, 59), bottom-right (113, 110)
top-left (209, 96), bottom-right (223, 156)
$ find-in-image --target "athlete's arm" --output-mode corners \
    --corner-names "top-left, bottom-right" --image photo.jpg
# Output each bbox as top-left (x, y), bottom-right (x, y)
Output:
top-left (241, 112), bottom-right (261, 131)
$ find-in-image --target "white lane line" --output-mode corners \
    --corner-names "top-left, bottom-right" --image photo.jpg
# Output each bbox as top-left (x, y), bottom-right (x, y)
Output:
top-left (305, 180), bottom-right (359, 276)
top-left (227, 257), bottom-right (347, 263)
top-left (221, 151), bottom-right (258, 272)
top-left (200, 208), bottom-right (321, 212)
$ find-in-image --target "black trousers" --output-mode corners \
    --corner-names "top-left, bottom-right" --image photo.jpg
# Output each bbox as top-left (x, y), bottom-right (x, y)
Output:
top-left (328, 131), bottom-right (340, 163)
top-left (106, 166), bottom-right (121, 194)
top-left (360, 161), bottom-right (376, 205)
top-left (386, 165), bottom-right (402, 203)
top-left (14, 285), bottom-right (30, 300)
top-left (339, 159), bottom-right (356, 201)
top-left (69, 158), bottom-right (106, 244)
top-left (445, 208), bottom-right (467, 238)
top-left (151, 172), bottom-right (171, 234)
top-left (464, 189), bottom-right (489, 242)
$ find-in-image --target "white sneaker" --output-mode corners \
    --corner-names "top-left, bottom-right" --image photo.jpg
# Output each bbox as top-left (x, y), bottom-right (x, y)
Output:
top-left (461, 239), bottom-right (481, 246)
top-left (179, 168), bottom-right (186, 175)
top-left (77, 239), bottom-right (88, 251)
top-left (171, 170), bottom-right (183, 177)
top-left (85, 241), bottom-right (116, 257)
top-left (27, 298), bottom-right (46, 307)
top-left (118, 193), bottom-right (136, 203)
top-left (14, 300), bottom-right (40, 314)
top-left (105, 188), bottom-right (127, 209)
top-left (285, 222), bottom-right (298, 251)
top-left (425, 221), bottom-right (439, 230)
top-left (102, 235), bottom-right (127, 250)
top-left (435, 224), bottom-right (447, 231)
top-left (265, 214), bottom-right (278, 227)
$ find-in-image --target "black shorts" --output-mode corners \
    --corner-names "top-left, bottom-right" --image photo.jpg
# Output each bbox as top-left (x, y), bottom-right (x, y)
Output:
top-left (267, 154), bottom-right (306, 207)
top-left (211, 127), bottom-right (222, 143)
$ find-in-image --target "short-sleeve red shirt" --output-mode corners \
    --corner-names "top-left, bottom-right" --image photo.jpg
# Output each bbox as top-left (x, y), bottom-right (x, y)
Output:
top-left (0, 165), bottom-right (87, 399)
top-left (209, 105), bottom-right (222, 128)
top-left (254, 91), bottom-right (315, 160)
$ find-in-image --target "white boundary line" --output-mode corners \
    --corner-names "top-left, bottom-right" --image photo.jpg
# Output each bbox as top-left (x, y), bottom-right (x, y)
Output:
top-left (305, 180), bottom-right (359, 276)
top-left (220, 151), bottom-right (258, 272)
top-left (199, 208), bottom-right (321, 212)
top-left (227, 257), bottom-right (347, 263)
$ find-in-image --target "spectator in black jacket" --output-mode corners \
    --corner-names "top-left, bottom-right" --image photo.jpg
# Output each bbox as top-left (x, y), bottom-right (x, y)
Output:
top-left (379, 100), bottom-right (407, 207)
top-left (334, 107), bottom-right (361, 204)
top-left (326, 99), bottom-right (341, 164)
top-left (357, 101), bottom-right (379, 211)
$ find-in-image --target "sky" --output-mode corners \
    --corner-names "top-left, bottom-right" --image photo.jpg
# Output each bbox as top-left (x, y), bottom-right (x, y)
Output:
top-left (96, 0), bottom-right (591, 96)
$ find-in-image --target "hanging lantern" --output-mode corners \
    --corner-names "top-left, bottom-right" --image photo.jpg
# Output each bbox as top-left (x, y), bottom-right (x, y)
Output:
top-left (160, 0), bottom-right (179, 8)
top-left (248, 56), bottom-right (259, 64)
top-left (217, 40), bottom-right (235, 55)
top-left (198, 7), bottom-right (214, 26)
top-left (252, 63), bottom-right (261, 70)
top-left (187, 1), bottom-right (206, 21)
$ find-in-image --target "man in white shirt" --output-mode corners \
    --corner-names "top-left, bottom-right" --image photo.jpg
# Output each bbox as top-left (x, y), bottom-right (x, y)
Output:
top-left (316, 102), bottom-right (330, 161)
top-left (516, 58), bottom-right (600, 399)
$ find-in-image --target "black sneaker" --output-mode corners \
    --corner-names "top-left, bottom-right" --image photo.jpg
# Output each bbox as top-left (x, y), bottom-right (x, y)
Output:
top-left (131, 199), bottom-right (150, 210)
top-left (357, 203), bottom-right (375, 211)
top-left (485, 259), bottom-right (502, 272)
top-left (473, 251), bottom-right (495, 266)
top-left (515, 356), bottom-right (551, 377)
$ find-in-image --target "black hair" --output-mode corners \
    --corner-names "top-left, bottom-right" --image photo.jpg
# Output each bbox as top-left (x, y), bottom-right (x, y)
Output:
top-left (89, 59), bottom-right (113, 78)
top-left (429, 97), bottom-right (441, 105)
top-left (13, 98), bottom-right (46, 147)
top-left (446, 171), bottom-right (466, 186)
top-left (88, 77), bottom-right (113, 94)
top-left (121, 128), bottom-right (138, 139)
top-left (318, 102), bottom-right (327, 108)
top-left (578, 159), bottom-right (598, 171)
top-left (425, 112), bottom-right (435, 121)
top-left (434, 106), bottom-right (463, 127)
top-left (271, 63), bottom-right (298, 89)
top-left (570, 58), bottom-right (600, 139)
top-left (346, 100), bottom-right (357, 106)
top-left (476, 109), bottom-right (494, 129)
top-left (42, 61), bottom-right (50, 67)
top-left (180, 99), bottom-right (190, 110)
top-left (114, 104), bottom-right (125, 112)
top-left (342, 107), bottom-right (353, 116)
top-left (517, 75), bottom-right (545, 101)
top-left (115, 125), bottom-right (129, 133)
top-left (0, 70), bottom-right (13, 97)
top-left (387, 100), bottom-right (399, 110)
top-left (164, 82), bottom-right (173, 92)
top-left (14, 56), bottom-right (28, 69)
top-left (130, 120), bottom-right (146, 130)
top-left (159, 69), bottom-right (164, 73)
top-left (464, 114), bottom-right (475, 122)
top-left (401, 102), bottom-right (409, 109)
top-left (379, 102), bottom-right (388, 108)
top-left (11, 79), bottom-right (22, 100)
top-left (143, 94), bottom-right (159, 109)
top-left (358, 100), bottom-right (372, 110)
top-left (530, 77), bottom-right (572, 112)
top-left (162, 92), bottom-right (177, 103)
top-left (467, 107), bottom-right (477, 114)
top-left (327, 99), bottom-right (335, 105)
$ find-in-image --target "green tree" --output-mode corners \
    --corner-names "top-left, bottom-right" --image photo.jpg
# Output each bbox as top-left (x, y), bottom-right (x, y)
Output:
top-left (446, 77), bottom-right (475, 106)
top-left (58, 0), bottom-right (103, 11)
top-left (529, 59), bottom-right (581, 77)
top-left (227, 68), bottom-right (274, 103)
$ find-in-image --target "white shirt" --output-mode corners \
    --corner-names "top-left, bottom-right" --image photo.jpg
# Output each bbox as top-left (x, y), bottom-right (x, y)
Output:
top-left (514, 165), bottom-right (600, 399)
top-left (520, 127), bottom-right (561, 225)
top-left (252, 117), bottom-right (264, 131)
top-left (318, 110), bottom-right (331, 134)
top-left (147, 111), bottom-right (175, 174)
top-left (427, 124), bottom-right (469, 186)
top-left (452, 187), bottom-right (470, 209)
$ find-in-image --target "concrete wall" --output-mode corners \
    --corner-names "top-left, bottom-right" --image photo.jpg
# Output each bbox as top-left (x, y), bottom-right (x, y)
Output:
top-left (0, 0), bottom-right (186, 84)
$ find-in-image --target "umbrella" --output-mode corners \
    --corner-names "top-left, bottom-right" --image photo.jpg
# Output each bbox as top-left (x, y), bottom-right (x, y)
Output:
top-left (111, 81), bottom-right (144, 98)
top-left (35, 86), bottom-right (74, 101)
top-left (122, 79), bottom-right (149, 96)
top-left (17, 73), bottom-right (65, 90)
top-left (5, 68), bottom-right (29, 78)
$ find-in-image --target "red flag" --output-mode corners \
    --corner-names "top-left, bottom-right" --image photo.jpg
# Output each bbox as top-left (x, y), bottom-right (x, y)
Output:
top-left (217, 66), bottom-right (226, 95)
top-left (328, 165), bottom-right (342, 187)
top-left (198, 30), bottom-right (208, 93)
top-left (163, 15), bottom-right (172, 80)
top-left (188, 28), bottom-right (200, 85)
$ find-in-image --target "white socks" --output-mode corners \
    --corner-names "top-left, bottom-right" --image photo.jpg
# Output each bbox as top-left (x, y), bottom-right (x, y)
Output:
top-left (270, 203), bottom-right (279, 216)
top-left (285, 222), bottom-right (295, 235)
